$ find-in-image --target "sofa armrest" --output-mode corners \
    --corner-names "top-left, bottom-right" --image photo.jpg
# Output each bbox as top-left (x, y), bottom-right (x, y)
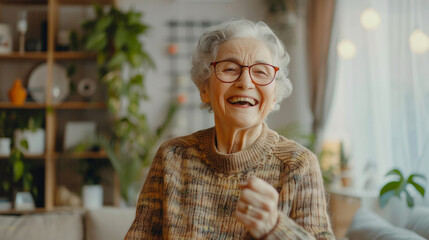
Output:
top-left (346, 209), bottom-right (425, 240)
top-left (405, 206), bottom-right (429, 239)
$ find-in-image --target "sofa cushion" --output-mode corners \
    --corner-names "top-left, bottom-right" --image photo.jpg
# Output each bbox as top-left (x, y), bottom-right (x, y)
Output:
top-left (85, 207), bottom-right (135, 240)
top-left (0, 212), bottom-right (83, 240)
top-left (404, 206), bottom-right (429, 239)
top-left (346, 209), bottom-right (425, 240)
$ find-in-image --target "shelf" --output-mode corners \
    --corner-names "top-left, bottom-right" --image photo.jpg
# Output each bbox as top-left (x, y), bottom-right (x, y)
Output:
top-left (0, 52), bottom-right (47, 60)
top-left (0, 102), bottom-right (46, 109)
top-left (53, 102), bottom-right (107, 109)
top-left (0, 0), bottom-right (114, 5)
top-left (0, 102), bottom-right (106, 109)
top-left (0, 154), bottom-right (46, 160)
top-left (55, 151), bottom-right (107, 159)
top-left (58, 0), bottom-right (115, 5)
top-left (0, 0), bottom-right (47, 5)
top-left (0, 151), bottom-right (107, 160)
top-left (54, 51), bottom-right (96, 60)
top-left (0, 52), bottom-right (96, 60)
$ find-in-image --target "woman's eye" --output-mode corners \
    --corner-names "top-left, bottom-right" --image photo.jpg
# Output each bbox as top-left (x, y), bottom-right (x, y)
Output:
top-left (254, 70), bottom-right (268, 76)
top-left (222, 67), bottom-right (238, 73)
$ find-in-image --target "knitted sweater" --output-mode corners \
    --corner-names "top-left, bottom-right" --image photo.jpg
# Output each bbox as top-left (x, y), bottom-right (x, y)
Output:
top-left (125, 123), bottom-right (334, 240)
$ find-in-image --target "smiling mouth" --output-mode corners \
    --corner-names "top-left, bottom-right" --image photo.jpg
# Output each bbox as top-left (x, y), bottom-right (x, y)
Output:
top-left (227, 97), bottom-right (258, 106)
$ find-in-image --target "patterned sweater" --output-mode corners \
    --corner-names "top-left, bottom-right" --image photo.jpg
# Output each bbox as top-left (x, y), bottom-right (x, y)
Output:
top-left (125, 123), bottom-right (334, 239)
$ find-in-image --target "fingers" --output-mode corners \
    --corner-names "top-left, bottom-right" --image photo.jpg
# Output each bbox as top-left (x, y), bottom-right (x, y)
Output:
top-left (235, 177), bottom-right (279, 239)
top-left (239, 176), bottom-right (279, 201)
top-left (236, 176), bottom-right (279, 222)
top-left (241, 188), bottom-right (275, 211)
top-left (236, 201), bottom-right (267, 220)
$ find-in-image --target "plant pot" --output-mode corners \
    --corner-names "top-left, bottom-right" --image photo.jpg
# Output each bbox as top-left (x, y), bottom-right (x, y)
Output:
top-left (14, 191), bottom-right (35, 210)
top-left (82, 184), bottom-right (103, 209)
top-left (341, 166), bottom-right (352, 187)
top-left (0, 137), bottom-right (11, 156)
top-left (14, 128), bottom-right (45, 155)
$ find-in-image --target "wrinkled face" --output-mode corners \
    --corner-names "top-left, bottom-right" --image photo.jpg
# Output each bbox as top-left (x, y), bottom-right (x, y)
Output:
top-left (200, 38), bottom-right (277, 129)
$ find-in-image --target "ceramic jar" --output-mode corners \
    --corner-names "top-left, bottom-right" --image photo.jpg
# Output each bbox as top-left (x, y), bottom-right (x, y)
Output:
top-left (8, 79), bottom-right (27, 105)
top-left (14, 128), bottom-right (45, 155)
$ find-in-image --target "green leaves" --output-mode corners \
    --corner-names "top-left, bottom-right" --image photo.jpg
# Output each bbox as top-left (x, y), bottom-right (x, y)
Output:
top-left (379, 168), bottom-right (426, 208)
top-left (79, 5), bottom-right (178, 203)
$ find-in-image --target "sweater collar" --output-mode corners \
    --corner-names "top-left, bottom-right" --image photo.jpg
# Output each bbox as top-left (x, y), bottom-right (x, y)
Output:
top-left (200, 122), bottom-right (277, 175)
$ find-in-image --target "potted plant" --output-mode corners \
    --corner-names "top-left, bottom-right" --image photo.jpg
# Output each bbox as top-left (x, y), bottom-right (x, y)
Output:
top-left (78, 158), bottom-right (109, 209)
top-left (14, 113), bottom-right (45, 155)
top-left (1, 139), bottom-right (37, 210)
top-left (379, 168), bottom-right (426, 208)
top-left (339, 142), bottom-right (351, 187)
top-left (78, 5), bottom-right (178, 205)
top-left (0, 111), bottom-right (12, 156)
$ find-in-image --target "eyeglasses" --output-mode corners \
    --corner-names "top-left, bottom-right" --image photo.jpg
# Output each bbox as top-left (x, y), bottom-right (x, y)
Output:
top-left (210, 60), bottom-right (279, 86)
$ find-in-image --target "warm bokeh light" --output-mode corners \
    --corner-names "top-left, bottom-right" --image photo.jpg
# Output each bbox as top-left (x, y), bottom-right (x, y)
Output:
top-left (337, 39), bottom-right (357, 59)
top-left (360, 8), bottom-right (381, 30)
top-left (409, 29), bottom-right (429, 54)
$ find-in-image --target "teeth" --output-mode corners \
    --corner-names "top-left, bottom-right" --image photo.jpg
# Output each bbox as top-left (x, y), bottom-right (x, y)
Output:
top-left (228, 97), bottom-right (256, 106)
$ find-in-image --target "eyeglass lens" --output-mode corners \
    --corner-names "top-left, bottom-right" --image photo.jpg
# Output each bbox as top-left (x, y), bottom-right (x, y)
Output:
top-left (214, 61), bottom-right (276, 85)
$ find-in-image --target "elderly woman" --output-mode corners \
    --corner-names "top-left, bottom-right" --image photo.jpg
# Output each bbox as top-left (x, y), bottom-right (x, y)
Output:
top-left (126, 19), bottom-right (334, 240)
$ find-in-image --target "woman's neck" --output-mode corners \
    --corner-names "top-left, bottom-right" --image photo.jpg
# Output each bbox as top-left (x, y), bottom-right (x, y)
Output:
top-left (214, 122), bottom-right (263, 154)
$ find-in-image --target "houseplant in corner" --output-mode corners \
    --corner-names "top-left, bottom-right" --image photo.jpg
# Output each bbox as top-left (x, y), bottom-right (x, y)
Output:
top-left (379, 168), bottom-right (426, 209)
top-left (379, 168), bottom-right (426, 226)
top-left (79, 5), bottom-right (178, 205)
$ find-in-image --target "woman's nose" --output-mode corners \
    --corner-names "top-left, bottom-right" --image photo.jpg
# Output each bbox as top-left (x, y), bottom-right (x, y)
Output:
top-left (234, 68), bottom-right (255, 89)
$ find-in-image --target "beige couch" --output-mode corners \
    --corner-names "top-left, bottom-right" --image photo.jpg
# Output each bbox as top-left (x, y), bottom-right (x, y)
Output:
top-left (0, 207), bottom-right (135, 240)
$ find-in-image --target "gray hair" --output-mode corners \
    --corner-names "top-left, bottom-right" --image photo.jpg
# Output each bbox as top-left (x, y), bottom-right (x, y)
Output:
top-left (190, 19), bottom-right (292, 111)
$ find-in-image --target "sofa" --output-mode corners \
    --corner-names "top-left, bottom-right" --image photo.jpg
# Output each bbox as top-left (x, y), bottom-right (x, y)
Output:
top-left (0, 207), bottom-right (135, 240)
top-left (346, 206), bottom-right (429, 240)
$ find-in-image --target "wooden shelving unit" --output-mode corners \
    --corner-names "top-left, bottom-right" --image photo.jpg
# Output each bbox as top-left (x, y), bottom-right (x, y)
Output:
top-left (0, 0), bottom-right (116, 213)
top-left (0, 51), bottom-right (96, 60)
top-left (0, 102), bottom-right (106, 109)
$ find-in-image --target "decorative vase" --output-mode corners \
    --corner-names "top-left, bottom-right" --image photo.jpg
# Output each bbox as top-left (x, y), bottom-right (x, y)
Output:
top-left (8, 79), bottom-right (27, 105)
top-left (82, 184), bottom-right (103, 209)
top-left (0, 137), bottom-right (11, 156)
top-left (14, 128), bottom-right (45, 155)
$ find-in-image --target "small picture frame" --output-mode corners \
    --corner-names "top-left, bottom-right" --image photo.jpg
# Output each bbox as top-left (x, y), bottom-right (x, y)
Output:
top-left (63, 121), bottom-right (96, 151)
top-left (0, 23), bottom-right (13, 53)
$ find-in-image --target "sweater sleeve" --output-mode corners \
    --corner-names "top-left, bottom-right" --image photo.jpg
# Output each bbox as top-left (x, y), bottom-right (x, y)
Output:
top-left (124, 145), bottom-right (166, 240)
top-left (263, 151), bottom-right (335, 240)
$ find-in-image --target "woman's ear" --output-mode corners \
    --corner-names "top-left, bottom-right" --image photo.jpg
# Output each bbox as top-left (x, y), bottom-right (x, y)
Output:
top-left (199, 82), bottom-right (211, 103)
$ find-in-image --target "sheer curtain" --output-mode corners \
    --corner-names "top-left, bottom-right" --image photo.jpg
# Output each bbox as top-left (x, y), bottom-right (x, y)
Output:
top-left (324, 0), bottom-right (429, 203)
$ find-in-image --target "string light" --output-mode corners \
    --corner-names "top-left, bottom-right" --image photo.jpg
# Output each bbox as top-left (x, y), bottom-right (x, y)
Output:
top-left (409, 29), bottom-right (429, 54)
top-left (337, 39), bottom-right (357, 59)
top-left (360, 8), bottom-right (381, 30)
